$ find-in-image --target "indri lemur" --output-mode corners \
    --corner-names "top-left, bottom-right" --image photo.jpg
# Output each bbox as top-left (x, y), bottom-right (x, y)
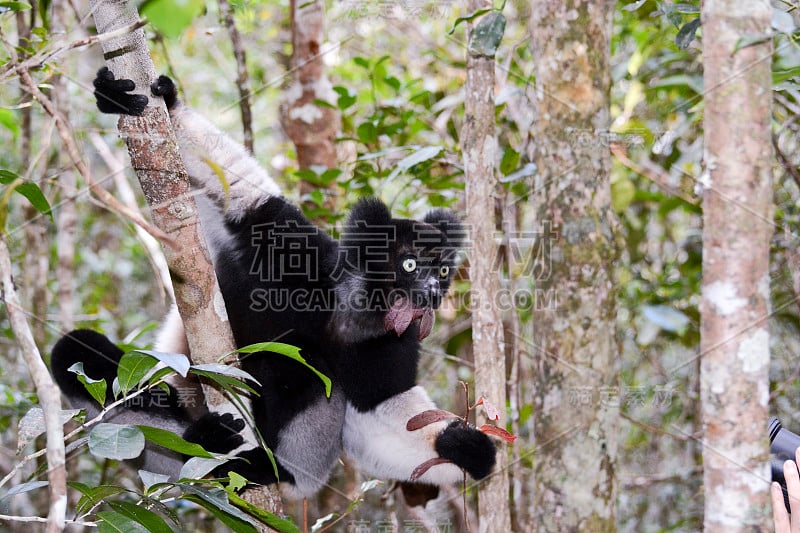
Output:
top-left (51, 68), bottom-right (496, 498)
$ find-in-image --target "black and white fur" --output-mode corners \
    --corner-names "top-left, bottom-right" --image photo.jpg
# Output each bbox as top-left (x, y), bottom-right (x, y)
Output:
top-left (51, 68), bottom-right (496, 498)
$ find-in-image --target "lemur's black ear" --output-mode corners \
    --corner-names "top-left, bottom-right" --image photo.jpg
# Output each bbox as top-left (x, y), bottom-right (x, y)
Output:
top-left (345, 197), bottom-right (392, 228)
top-left (150, 75), bottom-right (179, 110)
top-left (423, 209), bottom-right (465, 249)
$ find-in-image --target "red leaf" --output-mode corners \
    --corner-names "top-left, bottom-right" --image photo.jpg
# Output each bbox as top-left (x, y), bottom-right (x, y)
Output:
top-left (479, 424), bottom-right (517, 444)
top-left (478, 396), bottom-right (500, 421)
top-left (406, 409), bottom-right (460, 431)
top-left (410, 457), bottom-right (452, 481)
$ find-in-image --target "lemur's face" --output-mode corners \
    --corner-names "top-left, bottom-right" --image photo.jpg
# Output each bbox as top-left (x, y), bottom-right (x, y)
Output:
top-left (334, 199), bottom-right (464, 342)
top-left (381, 219), bottom-right (461, 339)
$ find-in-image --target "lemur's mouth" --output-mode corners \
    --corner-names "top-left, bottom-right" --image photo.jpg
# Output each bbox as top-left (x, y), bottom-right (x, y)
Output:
top-left (384, 298), bottom-right (435, 340)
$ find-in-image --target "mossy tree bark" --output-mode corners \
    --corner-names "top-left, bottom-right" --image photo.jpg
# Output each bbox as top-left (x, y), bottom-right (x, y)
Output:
top-left (700, 0), bottom-right (773, 530)
top-left (529, 1), bottom-right (618, 530)
top-left (462, 1), bottom-right (511, 531)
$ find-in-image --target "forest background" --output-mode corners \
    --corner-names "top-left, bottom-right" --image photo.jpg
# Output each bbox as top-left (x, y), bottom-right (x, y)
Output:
top-left (0, 0), bottom-right (793, 531)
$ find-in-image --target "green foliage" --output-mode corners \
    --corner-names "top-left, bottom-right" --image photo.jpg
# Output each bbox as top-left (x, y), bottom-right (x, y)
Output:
top-left (140, 0), bottom-right (205, 39)
top-left (137, 425), bottom-right (215, 458)
top-left (237, 342), bottom-right (331, 397)
top-left (89, 423), bottom-right (146, 460)
top-left (0, 169), bottom-right (52, 231)
top-left (68, 362), bottom-right (108, 406)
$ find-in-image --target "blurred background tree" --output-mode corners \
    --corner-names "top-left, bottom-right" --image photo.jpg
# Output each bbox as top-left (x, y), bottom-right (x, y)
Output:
top-left (0, 0), bottom-right (797, 531)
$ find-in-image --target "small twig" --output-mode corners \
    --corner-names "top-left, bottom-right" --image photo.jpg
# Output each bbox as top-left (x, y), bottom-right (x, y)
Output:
top-left (0, 514), bottom-right (97, 526)
top-left (1, 33), bottom-right (177, 248)
top-left (0, 19), bottom-right (147, 81)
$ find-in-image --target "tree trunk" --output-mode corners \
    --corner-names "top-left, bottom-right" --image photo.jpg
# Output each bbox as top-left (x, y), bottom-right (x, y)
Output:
top-left (529, 1), bottom-right (618, 530)
top-left (700, 1), bottom-right (773, 530)
top-left (88, 0), bottom-right (283, 522)
top-left (462, 2), bottom-right (511, 531)
top-left (282, 0), bottom-right (340, 209)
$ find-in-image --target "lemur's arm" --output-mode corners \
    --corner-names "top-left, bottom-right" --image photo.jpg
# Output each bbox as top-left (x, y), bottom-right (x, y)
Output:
top-left (343, 386), bottom-right (496, 485)
top-left (93, 68), bottom-right (280, 220)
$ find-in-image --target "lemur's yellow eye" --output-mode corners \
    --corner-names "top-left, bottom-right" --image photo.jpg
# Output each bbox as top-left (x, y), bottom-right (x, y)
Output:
top-left (402, 258), bottom-right (417, 273)
top-left (439, 265), bottom-right (450, 278)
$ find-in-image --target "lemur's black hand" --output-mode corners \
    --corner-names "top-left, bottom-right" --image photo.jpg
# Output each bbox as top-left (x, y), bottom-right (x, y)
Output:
top-left (93, 67), bottom-right (148, 116)
top-left (435, 421), bottom-right (497, 480)
top-left (183, 412), bottom-right (246, 454)
top-left (150, 75), bottom-right (178, 110)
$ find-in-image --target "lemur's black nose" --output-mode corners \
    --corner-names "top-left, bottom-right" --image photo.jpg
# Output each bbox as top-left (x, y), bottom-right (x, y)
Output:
top-left (425, 277), bottom-right (442, 309)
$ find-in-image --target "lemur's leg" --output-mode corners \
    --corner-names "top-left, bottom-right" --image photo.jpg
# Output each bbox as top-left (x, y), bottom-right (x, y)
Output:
top-left (343, 386), bottom-right (497, 485)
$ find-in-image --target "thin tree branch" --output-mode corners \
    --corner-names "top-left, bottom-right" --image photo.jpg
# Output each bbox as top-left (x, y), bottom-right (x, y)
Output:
top-left (0, 19), bottom-right (147, 82)
top-left (219, 0), bottom-right (254, 154)
top-left (0, 33), bottom-right (178, 248)
top-left (0, 235), bottom-right (67, 533)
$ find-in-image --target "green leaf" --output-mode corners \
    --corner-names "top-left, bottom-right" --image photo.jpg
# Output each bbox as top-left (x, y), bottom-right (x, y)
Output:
top-left (237, 342), bottom-right (331, 397)
top-left (0, 480), bottom-right (48, 503)
top-left (191, 363), bottom-right (257, 383)
top-left (13, 182), bottom-right (52, 220)
top-left (0, 1), bottom-right (32, 10)
top-left (500, 162), bottom-right (537, 183)
top-left (68, 362), bottom-right (108, 406)
top-left (356, 122), bottom-right (377, 144)
top-left (68, 483), bottom-right (130, 515)
top-left (180, 456), bottom-right (225, 480)
top-left (139, 470), bottom-right (171, 491)
top-left (228, 491), bottom-right (301, 533)
top-left (189, 363), bottom-right (258, 395)
top-left (227, 471), bottom-right (248, 492)
top-left (448, 7), bottom-right (492, 35)
top-left (115, 351), bottom-right (159, 396)
top-left (622, 0), bottom-right (648, 11)
top-left (642, 304), bottom-right (691, 333)
top-left (179, 486), bottom-right (260, 533)
top-left (333, 86), bottom-right (356, 110)
top-left (0, 170), bottom-right (53, 225)
top-left (0, 109), bottom-right (19, 139)
top-left (500, 149), bottom-right (520, 176)
top-left (107, 501), bottom-right (172, 533)
top-left (136, 425), bottom-right (214, 458)
top-left (675, 18), bottom-right (700, 50)
top-left (133, 349), bottom-right (191, 377)
top-left (97, 510), bottom-right (150, 533)
top-left (140, 0), bottom-right (205, 39)
top-left (468, 11), bottom-right (506, 58)
top-left (774, 67), bottom-right (800, 85)
top-left (648, 74), bottom-right (703, 94)
top-left (611, 176), bottom-right (636, 212)
top-left (88, 423), bottom-right (145, 460)
top-left (17, 407), bottom-right (81, 453)
top-left (386, 146), bottom-right (443, 182)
